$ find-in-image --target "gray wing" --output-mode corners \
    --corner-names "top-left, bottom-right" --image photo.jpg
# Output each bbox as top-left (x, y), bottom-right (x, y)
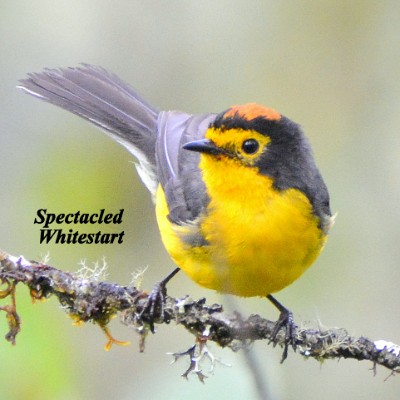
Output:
top-left (18, 64), bottom-right (159, 194)
top-left (156, 111), bottom-right (217, 227)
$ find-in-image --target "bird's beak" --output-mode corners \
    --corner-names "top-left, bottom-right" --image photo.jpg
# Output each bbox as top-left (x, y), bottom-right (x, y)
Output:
top-left (182, 139), bottom-right (226, 155)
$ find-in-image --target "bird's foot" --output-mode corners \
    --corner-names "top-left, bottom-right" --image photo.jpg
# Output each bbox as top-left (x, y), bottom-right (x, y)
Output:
top-left (139, 268), bottom-right (180, 333)
top-left (267, 294), bottom-right (297, 363)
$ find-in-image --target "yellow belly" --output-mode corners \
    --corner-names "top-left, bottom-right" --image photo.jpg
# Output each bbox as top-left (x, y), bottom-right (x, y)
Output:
top-left (155, 157), bottom-right (327, 297)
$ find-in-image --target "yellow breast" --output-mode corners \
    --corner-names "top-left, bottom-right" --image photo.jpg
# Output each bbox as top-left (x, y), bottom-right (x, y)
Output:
top-left (156, 155), bottom-right (327, 297)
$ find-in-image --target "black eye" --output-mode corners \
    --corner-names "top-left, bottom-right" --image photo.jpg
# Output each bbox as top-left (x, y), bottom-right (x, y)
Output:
top-left (242, 139), bottom-right (259, 154)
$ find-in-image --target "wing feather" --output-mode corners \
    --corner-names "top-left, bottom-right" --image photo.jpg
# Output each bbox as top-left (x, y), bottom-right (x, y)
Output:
top-left (156, 112), bottom-right (216, 224)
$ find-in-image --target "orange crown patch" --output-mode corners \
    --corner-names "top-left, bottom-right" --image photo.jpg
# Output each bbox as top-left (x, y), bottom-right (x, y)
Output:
top-left (224, 103), bottom-right (281, 121)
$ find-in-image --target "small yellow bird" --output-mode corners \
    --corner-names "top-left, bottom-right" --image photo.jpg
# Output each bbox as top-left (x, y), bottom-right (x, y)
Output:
top-left (18, 65), bottom-right (333, 359)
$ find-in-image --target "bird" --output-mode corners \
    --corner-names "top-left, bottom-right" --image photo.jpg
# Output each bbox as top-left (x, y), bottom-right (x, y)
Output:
top-left (18, 64), bottom-right (333, 360)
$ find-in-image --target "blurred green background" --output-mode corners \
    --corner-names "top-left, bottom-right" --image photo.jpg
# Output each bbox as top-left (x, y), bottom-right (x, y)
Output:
top-left (1, 1), bottom-right (400, 399)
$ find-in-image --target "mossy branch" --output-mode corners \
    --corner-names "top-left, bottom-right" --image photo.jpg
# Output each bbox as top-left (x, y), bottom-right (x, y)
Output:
top-left (0, 249), bottom-right (399, 377)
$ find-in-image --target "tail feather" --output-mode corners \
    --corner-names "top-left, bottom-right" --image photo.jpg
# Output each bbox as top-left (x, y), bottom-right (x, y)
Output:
top-left (18, 64), bottom-right (159, 195)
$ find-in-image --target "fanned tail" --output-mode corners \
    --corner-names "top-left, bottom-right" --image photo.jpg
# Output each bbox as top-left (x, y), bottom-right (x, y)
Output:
top-left (18, 64), bottom-right (159, 195)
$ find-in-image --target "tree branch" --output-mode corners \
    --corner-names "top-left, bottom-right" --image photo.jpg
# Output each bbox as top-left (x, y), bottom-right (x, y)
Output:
top-left (0, 249), bottom-right (399, 377)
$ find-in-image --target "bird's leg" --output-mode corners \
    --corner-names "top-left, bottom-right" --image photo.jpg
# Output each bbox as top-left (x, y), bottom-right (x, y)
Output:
top-left (140, 267), bottom-right (180, 333)
top-left (266, 294), bottom-right (297, 362)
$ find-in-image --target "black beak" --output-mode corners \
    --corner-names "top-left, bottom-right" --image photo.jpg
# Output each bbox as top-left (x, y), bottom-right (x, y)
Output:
top-left (182, 139), bottom-right (225, 155)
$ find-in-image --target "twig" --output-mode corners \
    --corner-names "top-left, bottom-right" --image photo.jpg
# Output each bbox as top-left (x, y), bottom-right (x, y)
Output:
top-left (0, 249), bottom-right (399, 376)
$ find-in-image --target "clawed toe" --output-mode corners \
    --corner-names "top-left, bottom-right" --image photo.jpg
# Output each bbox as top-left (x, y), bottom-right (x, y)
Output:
top-left (139, 281), bottom-right (167, 333)
top-left (267, 294), bottom-right (297, 362)
top-left (139, 267), bottom-right (180, 333)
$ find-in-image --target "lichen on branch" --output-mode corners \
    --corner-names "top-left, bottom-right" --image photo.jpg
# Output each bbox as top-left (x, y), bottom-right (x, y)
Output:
top-left (0, 249), bottom-right (399, 377)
